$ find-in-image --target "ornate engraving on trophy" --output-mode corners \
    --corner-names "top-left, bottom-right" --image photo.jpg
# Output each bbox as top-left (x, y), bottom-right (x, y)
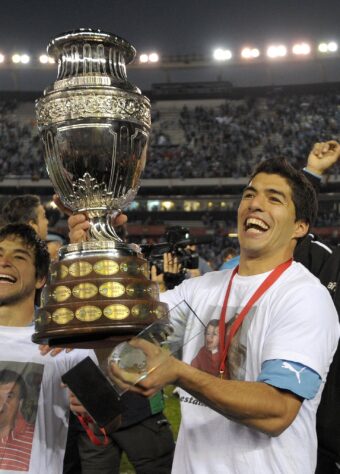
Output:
top-left (37, 94), bottom-right (151, 128)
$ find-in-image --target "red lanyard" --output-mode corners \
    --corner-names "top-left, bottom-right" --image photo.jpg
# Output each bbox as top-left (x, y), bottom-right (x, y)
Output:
top-left (218, 258), bottom-right (293, 378)
top-left (77, 414), bottom-right (110, 446)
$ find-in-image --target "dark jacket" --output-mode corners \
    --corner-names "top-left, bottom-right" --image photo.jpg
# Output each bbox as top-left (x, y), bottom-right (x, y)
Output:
top-left (295, 233), bottom-right (340, 461)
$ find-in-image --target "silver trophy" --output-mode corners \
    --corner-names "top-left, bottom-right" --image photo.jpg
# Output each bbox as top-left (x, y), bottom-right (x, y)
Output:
top-left (33, 29), bottom-right (168, 348)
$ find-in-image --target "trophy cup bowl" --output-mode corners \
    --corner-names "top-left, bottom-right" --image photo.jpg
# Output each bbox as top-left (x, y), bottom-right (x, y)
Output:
top-left (32, 29), bottom-right (168, 348)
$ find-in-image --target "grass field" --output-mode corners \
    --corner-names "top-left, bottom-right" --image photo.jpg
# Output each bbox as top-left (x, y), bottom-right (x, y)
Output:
top-left (120, 385), bottom-right (181, 473)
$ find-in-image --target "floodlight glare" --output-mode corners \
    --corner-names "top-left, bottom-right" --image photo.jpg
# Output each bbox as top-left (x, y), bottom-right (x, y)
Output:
top-left (21, 54), bottom-right (30, 64)
top-left (318, 41), bottom-right (338, 53)
top-left (241, 48), bottom-right (251, 59)
top-left (148, 52), bottom-right (159, 63)
top-left (277, 45), bottom-right (287, 57)
top-left (328, 41), bottom-right (338, 52)
top-left (242, 47), bottom-right (260, 59)
top-left (39, 54), bottom-right (49, 64)
top-left (318, 43), bottom-right (328, 53)
top-left (213, 48), bottom-right (232, 61)
top-left (267, 45), bottom-right (287, 58)
top-left (139, 53), bottom-right (149, 63)
top-left (48, 56), bottom-right (55, 64)
top-left (0, 54), bottom-right (4, 64)
top-left (12, 54), bottom-right (21, 64)
top-left (267, 46), bottom-right (277, 58)
top-left (292, 42), bottom-right (311, 55)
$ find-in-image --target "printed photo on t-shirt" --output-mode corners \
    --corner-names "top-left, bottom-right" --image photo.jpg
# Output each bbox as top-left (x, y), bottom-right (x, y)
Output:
top-left (191, 319), bottom-right (220, 376)
top-left (189, 306), bottom-right (257, 380)
top-left (0, 361), bottom-right (44, 472)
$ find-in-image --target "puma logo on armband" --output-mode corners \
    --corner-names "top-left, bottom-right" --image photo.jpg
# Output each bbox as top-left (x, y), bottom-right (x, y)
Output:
top-left (281, 362), bottom-right (306, 384)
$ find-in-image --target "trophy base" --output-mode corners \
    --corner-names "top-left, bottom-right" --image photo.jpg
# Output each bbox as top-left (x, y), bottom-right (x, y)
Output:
top-left (33, 242), bottom-right (168, 348)
top-left (32, 323), bottom-right (147, 349)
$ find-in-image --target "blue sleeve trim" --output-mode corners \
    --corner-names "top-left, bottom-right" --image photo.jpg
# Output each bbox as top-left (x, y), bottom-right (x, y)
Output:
top-left (257, 359), bottom-right (322, 400)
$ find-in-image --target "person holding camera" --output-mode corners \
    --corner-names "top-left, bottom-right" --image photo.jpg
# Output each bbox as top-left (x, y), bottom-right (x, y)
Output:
top-left (149, 227), bottom-right (212, 290)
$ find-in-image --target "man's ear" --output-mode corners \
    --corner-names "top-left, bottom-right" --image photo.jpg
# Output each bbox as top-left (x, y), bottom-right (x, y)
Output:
top-left (293, 220), bottom-right (309, 240)
top-left (28, 220), bottom-right (38, 234)
top-left (35, 276), bottom-right (47, 290)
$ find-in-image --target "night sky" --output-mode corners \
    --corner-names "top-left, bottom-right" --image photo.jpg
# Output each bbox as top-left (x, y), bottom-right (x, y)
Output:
top-left (1, 0), bottom-right (340, 91)
top-left (1, 0), bottom-right (340, 56)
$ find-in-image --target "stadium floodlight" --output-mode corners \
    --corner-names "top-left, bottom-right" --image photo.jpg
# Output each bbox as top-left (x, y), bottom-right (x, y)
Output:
top-left (0, 54), bottom-right (4, 64)
top-left (241, 47), bottom-right (260, 59)
top-left (319, 41), bottom-right (338, 53)
top-left (20, 54), bottom-right (30, 64)
top-left (39, 54), bottom-right (55, 64)
top-left (213, 48), bottom-right (232, 61)
top-left (12, 53), bottom-right (21, 64)
top-left (292, 42), bottom-right (311, 55)
top-left (328, 41), bottom-right (338, 52)
top-left (148, 52), bottom-right (159, 63)
top-left (241, 48), bottom-right (251, 59)
top-left (139, 53), bottom-right (149, 63)
top-left (266, 44), bottom-right (287, 58)
top-left (39, 54), bottom-right (49, 64)
top-left (318, 43), bottom-right (328, 53)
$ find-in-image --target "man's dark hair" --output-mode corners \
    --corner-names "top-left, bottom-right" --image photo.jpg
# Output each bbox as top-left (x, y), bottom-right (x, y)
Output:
top-left (0, 369), bottom-right (27, 400)
top-left (0, 224), bottom-right (50, 280)
top-left (2, 195), bottom-right (41, 225)
top-left (249, 157), bottom-right (318, 227)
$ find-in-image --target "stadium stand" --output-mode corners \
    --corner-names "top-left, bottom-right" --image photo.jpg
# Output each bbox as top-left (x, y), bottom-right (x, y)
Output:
top-left (0, 85), bottom-right (339, 267)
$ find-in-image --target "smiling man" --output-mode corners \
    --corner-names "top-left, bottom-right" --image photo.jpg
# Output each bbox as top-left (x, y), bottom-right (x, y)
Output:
top-left (0, 223), bottom-right (94, 473)
top-left (107, 157), bottom-right (339, 474)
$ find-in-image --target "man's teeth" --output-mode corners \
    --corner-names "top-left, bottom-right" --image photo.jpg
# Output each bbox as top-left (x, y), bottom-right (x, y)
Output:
top-left (245, 218), bottom-right (269, 231)
top-left (0, 274), bottom-right (16, 283)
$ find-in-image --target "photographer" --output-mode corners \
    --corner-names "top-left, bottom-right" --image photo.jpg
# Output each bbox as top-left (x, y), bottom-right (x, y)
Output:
top-left (149, 226), bottom-right (211, 290)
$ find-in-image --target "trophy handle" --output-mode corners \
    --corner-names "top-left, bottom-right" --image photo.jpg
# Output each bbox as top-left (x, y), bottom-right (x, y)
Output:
top-left (87, 214), bottom-right (123, 242)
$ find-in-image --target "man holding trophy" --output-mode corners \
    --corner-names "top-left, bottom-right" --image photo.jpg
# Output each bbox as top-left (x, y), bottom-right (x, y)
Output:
top-left (69, 156), bottom-right (339, 474)
top-left (33, 29), bottom-right (339, 474)
top-left (107, 158), bottom-right (338, 474)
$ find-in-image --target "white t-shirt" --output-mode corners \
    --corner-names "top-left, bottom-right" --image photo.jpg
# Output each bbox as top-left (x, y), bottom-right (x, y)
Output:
top-left (0, 325), bottom-right (94, 474)
top-left (161, 262), bottom-right (339, 474)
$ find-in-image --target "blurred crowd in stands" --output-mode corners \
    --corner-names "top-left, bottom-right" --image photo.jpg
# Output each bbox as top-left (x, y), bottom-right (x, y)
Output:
top-left (0, 100), bottom-right (47, 180)
top-left (145, 92), bottom-right (340, 179)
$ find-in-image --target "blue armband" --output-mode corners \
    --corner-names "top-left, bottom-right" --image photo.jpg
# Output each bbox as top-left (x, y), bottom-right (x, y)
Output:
top-left (257, 359), bottom-right (321, 400)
